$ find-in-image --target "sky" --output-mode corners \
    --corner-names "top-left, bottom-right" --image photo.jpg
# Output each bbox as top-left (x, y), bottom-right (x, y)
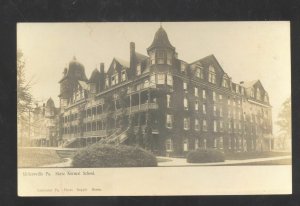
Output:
top-left (17, 22), bottom-right (290, 134)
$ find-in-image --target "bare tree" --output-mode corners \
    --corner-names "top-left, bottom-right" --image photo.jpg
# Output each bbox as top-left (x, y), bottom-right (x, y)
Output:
top-left (17, 50), bottom-right (33, 146)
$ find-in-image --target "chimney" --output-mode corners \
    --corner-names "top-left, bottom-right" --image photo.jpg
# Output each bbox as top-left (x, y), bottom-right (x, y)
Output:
top-left (130, 42), bottom-right (136, 71)
top-left (100, 63), bottom-right (105, 73)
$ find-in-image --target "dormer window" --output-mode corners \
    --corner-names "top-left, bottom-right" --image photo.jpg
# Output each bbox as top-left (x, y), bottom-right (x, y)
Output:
top-left (157, 50), bottom-right (164, 64)
top-left (105, 78), bottom-right (109, 88)
top-left (195, 67), bottom-right (203, 79)
top-left (121, 70), bottom-right (126, 81)
top-left (111, 74), bottom-right (118, 86)
top-left (208, 65), bottom-right (216, 84)
top-left (167, 52), bottom-right (172, 65)
top-left (136, 64), bottom-right (141, 76)
top-left (256, 88), bottom-right (261, 100)
top-left (250, 88), bottom-right (254, 98)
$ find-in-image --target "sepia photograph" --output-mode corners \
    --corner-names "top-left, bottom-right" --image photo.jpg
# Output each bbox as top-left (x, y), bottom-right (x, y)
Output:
top-left (17, 22), bottom-right (291, 196)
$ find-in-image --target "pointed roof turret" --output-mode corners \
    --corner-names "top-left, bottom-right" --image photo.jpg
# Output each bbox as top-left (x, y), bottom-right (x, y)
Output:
top-left (46, 97), bottom-right (55, 108)
top-left (89, 68), bottom-right (100, 83)
top-left (147, 26), bottom-right (175, 52)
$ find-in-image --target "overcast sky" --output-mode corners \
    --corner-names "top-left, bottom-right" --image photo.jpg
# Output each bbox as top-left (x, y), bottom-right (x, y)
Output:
top-left (17, 22), bottom-right (290, 134)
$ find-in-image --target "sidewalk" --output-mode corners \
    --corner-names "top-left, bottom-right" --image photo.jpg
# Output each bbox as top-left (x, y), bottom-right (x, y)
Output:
top-left (41, 158), bottom-right (73, 167)
top-left (157, 155), bottom-right (291, 166)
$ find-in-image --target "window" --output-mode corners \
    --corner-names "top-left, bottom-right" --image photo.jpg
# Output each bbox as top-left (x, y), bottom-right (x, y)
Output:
top-left (195, 87), bottom-right (199, 97)
top-left (228, 98), bottom-right (231, 105)
top-left (236, 85), bottom-right (239, 93)
top-left (144, 80), bottom-right (149, 88)
top-left (181, 62), bottom-right (186, 72)
top-left (256, 88), bottom-right (261, 100)
top-left (228, 110), bottom-right (231, 118)
top-left (150, 52), bottom-right (155, 64)
top-left (105, 78), bottom-right (109, 88)
top-left (219, 137), bottom-right (223, 149)
top-left (184, 118), bottom-right (190, 130)
top-left (203, 139), bottom-right (207, 149)
top-left (222, 75), bottom-right (229, 88)
top-left (203, 120), bottom-right (207, 131)
top-left (228, 138), bottom-right (232, 149)
top-left (97, 105), bottom-right (102, 114)
top-left (220, 121), bottom-right (223, 131)
top-left (166, 139), bottom-right (173, 151)
top-left (183, 139), bottom-right (188, 151)
top-left (219, 94), bottom-right (223, 100)
top-left (195, 67), bottom-right (203, 79)
top-left (150, 74), bottom-right (156, 84)
top-left (121, 70), bottom-right (126, 81)
top-left (195, 119), bottom-right (200, 131)
top-left (250, 88), bottom-right (254, 98)
top-left (111, 74), bottom-right (118, 86)
top-left (157, 50), bottom-right (164, 64)
top-left (157, 73), bottom-right (165, 84)
top-left (195, 139), bottom-right (199, 149)
top-left (214, 120), bottom-right (217, 132)
top-left (220, 107), bottom-right (223, 117)
top-left (136, 65), bottom-right (141, 76)
top-left (92, 122), bottom-right (96, 131)
top-left (90, 83), bottom-right (96, 93)
top-left (208, 65), bottom-right (216, 84)
top-left (184, 97), bottom-right (188, 110)
top-left (202, 104), bottom-right (206, 114)
top-left (195, 101), bottom-right (199, 111)
top-left (241, 87), bottom-right (245, 95)
top-left (166, 114), bottom-right (173, 129)
top-left (213, 105), bottom-right (217, 116)
top-left (167, 74), bottom-right (173, 86)
top-left (213, 91), bottom-right (216, 101)
top-left (202, 89), bottom-right (206, 99)
top-left (167, 94), bottom-right (171, 108)
top-left (167, 52), bottom-right (172, 65)
top-left (214, 138), bottom-right (217, 148)
top-left (183, 82), bottom-right (187, 90)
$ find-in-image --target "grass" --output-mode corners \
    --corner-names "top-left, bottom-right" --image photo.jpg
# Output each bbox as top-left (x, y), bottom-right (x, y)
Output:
top-left (18, 147), bottom-right (65, 168)
top-left (225, 151), bottom-right (291, 160)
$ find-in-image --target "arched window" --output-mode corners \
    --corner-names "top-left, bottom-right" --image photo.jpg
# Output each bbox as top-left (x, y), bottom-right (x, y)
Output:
top-left (208, 65), bottom-right (216, 84)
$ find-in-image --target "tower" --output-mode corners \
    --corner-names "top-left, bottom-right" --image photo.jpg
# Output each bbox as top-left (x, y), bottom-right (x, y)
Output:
top-left (147, 26), bottom-right (176, 69)
top-left (58, 56), bottom-right (88, 110)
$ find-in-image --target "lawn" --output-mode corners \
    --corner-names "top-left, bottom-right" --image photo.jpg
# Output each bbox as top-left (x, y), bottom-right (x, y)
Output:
top-left (18, 147), bottom-right (65, 168)
top-left (225, 151), bottom-right (291, 160)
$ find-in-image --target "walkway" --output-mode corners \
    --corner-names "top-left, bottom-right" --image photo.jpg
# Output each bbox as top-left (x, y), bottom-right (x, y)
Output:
top-left (157, 155), bottom-right (291, 166)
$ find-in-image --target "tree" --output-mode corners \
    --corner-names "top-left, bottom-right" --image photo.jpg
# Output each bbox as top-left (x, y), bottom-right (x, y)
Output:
top-left (276, 97), bottom-right (291, 149)
top-left (17, 50), bottom-right (33, 146)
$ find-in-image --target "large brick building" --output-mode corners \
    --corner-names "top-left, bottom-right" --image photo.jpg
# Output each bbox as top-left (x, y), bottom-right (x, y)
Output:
top-left (58, 26), bottom-right (273, 156)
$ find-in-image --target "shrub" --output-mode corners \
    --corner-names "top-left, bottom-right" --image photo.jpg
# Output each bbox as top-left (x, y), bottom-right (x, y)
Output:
top-left (72, 144), bottom-right (157, 167)
top-left (186, 148), bottom-right (225, 163)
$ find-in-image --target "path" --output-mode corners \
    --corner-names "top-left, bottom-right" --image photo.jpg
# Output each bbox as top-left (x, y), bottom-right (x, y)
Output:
top-left (157, 155), bottom-right (291, 166)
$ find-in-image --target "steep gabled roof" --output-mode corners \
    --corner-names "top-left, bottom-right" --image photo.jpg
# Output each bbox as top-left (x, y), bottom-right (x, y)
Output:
top-left (241, 80), bottom-right (259, 88)
top-left (192, 54), bottom-right (226, 74)
top-left (114, 57), bottom-right (130, 68)
top-left (135, 52), bottom-right (148, 64)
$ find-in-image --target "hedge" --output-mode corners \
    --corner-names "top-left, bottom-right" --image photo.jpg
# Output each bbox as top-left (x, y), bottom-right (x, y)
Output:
top-left (72, 144), bottom-right (157, 167)
top-left (186, 148), bottom-right (225, 163)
